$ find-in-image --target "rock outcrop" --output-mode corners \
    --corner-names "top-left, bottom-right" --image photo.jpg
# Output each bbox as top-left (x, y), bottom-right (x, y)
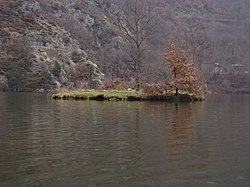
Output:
top-left (0, 75), bottom-right (8, 91)
top-left (0, 0), bottom-right (106, 92)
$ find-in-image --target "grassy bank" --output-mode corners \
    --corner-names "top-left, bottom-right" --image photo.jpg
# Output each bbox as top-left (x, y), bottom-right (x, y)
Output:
top-left (52, 89), bottom-right (204, 102)
top-left (52, 89), bottom-right (137, 100)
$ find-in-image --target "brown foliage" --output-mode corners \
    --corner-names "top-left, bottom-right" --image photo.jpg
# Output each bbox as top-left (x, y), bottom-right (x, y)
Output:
top-left (164, 34), bottom-right (202, 95)
top-left (71, 63), bottom-right (95, 89)
top-left (71, 49), bottom-right (82, 63)
top-left (23, 12), bottom-right (36, 22)
top-left (99, 78), bottom-right (123, 90)
top-left (142, 83), bottom-right (162, 95)
top-left (0, 37), bottom-right (31, 72)
top-left (51, 1), bottom-right (63, 11)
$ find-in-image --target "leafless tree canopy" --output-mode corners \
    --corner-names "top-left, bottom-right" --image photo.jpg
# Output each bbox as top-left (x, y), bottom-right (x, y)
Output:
top-left (118, 0), bottom-right (157, 89)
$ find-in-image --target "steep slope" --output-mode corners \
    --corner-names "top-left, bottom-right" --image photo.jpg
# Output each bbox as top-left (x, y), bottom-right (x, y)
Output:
top-left (160, 0), bottom-right (250, 67)
top-left (0, 0), bottom-right (105, 91)
top-left (0, 0), bottom-right (250, 92)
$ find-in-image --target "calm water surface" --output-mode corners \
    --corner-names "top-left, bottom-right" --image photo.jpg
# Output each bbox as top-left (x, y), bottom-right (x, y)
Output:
top-left (0, 93), bottom-right (250, 187)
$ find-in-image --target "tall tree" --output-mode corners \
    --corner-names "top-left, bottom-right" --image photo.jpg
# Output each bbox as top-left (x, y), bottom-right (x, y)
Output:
top-left (165, 35), bottom-right (201, 95)
top-left (185, 24), bottom-right (210, 69)
top-left (118, 0), bottom-right (156, 90)
top-left (184, 23), bottom-right (211, 92)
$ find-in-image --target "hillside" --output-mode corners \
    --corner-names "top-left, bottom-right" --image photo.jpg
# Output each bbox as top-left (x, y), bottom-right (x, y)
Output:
top-left (0, 0), bottom-right (109, 91)
top-left (0, 0), bottom-right (250, 92)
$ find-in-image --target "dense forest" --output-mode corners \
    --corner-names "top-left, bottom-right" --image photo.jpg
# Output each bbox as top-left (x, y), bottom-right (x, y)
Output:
top-left (0, 0), bottom-right (250, 93)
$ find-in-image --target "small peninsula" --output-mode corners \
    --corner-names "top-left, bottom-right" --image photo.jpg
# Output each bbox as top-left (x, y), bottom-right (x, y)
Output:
top-left (52, 89), bottom-right (204, 102)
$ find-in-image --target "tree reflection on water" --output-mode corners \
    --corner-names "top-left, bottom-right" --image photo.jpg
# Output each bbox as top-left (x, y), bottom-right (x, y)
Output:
top-left (166, 103), bottom-right (203, 162)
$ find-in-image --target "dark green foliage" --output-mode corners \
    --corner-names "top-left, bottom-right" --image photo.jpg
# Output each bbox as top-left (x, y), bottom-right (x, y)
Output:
top-left (52, 61), bottom-right (61, 77)
top-left (71, 49), bottom-right (82, 63)
top-left (6, 58), bottom-right (31, 92)
top-left (6, 57), bottom-right (52, 92)
top-left (28, 70), bottom-right (52, 90)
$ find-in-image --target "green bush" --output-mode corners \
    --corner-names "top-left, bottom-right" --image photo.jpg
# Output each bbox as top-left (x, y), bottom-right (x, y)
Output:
top-left (6, 58), bottom-right (31, 91)
top-left (52, 61), bottom-right (61, 77)
top-left (28, 70), bottom-right (52, 90)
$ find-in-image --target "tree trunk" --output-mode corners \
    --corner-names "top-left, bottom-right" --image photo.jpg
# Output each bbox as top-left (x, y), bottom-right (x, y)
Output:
top-left (135, 71), bottom-right (140, 91)
top-left (174, 71), bottom-right (178, 95)
top-left (135, 62), bottom-right (140, 91)
top-left (175, 87), bottom-right (178, 96)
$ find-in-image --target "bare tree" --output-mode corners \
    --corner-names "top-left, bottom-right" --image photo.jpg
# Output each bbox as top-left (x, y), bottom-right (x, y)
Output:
top-left (118, 0), bottom-right (156, 90)
top-left (183, 23), bottom-right (211, 68)
top-left (180, 19), bottom-right (212, 93)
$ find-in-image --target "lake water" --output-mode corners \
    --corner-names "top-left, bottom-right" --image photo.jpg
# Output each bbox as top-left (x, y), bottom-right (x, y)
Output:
top-left (0, 93), bottom-right (250, 187)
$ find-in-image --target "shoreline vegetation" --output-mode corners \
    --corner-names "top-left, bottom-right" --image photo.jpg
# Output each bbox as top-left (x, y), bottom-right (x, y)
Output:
top-left (52, 89), bottom-right (205, 102)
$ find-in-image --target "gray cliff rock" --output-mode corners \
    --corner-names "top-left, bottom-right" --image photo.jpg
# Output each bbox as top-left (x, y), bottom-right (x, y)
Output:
top-left (0, 75), bottom-right (8, 91)
top-left (0, 0), bottom-right (125, 91)
top-left (20, 0), bottom-right (105, 90)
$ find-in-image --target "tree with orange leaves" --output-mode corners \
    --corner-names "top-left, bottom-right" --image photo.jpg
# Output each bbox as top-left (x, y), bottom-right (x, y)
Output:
top-left (164, 34), bottom-right (202, 95)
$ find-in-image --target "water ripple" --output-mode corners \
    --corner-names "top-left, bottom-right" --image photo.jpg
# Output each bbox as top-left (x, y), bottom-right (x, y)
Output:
top-left (0, 93), bottom-right (250, 186)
